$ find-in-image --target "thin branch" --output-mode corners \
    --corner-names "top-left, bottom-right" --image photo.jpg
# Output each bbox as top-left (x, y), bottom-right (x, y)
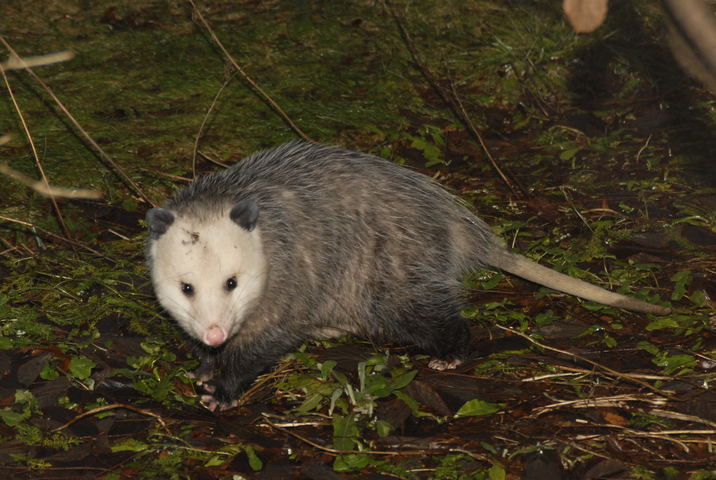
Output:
top-left (189, 0), bottom-right (316, 144)
top-left (0, 162), bottom-right (102, 199)
top-left (0, 37), bottom-right (156, 207)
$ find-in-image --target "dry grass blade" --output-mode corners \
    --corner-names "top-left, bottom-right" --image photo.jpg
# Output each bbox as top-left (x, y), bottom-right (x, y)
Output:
top-left (191, 73), bottom-right (236, 178)
top-left (52, 403), bottom-right (170, 435)
top-left (0, 50), bottom-right (74, 70)
top-left (0, 162), bottom-right (102, 199)
top-left (188, 0), bottom-right (316, 145)
top-left (0, 215), bottom-right (109, 259)
top-left (0, 48), bottom-right (73, 246)
top-left (0, 37), bottom-right (156, 207)
top-left (493, 324), bottom-right (682, 400)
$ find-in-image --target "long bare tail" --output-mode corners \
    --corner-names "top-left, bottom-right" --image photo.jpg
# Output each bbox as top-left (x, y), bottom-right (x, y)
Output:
top-left (491, 249), bottom-right (671, 315)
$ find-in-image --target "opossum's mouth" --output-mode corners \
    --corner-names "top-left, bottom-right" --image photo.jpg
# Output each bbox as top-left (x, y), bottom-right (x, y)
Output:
top-left (203, 325), bottom-right (228, 347)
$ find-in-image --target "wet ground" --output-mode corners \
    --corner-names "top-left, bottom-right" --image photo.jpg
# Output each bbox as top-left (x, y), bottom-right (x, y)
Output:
top-left (1, 0), bottom-right (716, 478)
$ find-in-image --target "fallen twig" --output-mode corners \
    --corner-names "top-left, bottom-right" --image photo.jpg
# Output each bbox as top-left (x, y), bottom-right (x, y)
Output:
top-left (0, 162), bottom-right (102, 199)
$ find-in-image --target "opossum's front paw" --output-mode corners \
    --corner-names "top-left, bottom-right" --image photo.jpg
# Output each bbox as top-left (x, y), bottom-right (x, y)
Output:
top-left (187, 370), bottom-right (213, 384)
top-left (428, 357), bottom-right (463, 371)
top-left (188, 356), bottom-right (217, 384)
top-left (198, 383), bottom-right (243, 412)
top-left (200, 393), bottom-right (240, 412)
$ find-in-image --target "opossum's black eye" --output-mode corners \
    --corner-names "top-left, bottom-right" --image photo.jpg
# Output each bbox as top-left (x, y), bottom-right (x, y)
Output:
top-left (181, 283), bottom-right (194, 296)
top-left (226, 277), bottom-right (237, 291)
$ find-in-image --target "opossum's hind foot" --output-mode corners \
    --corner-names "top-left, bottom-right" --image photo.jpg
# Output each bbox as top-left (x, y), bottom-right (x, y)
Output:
top-left (428, 357), bottom-right (463, 371)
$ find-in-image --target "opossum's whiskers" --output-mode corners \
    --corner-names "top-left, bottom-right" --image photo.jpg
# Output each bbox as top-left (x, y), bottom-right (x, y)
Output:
top-left (227, 270), bottom-right (268, 327)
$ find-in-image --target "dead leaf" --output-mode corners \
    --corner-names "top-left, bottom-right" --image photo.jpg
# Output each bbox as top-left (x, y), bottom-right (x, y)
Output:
top-left (564, 0), bottom-right (609, 33)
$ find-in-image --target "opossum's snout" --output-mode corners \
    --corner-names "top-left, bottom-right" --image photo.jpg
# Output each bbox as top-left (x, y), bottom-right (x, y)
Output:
top-left (204, 325), bottom-right (228, 346)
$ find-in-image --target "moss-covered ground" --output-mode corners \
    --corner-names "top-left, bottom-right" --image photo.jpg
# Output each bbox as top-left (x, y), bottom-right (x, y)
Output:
top-left (2, 0), bottom-right (716, 478)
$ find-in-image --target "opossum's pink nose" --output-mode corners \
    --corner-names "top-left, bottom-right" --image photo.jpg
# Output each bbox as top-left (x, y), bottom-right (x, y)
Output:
top-left (204, 326), bottom-right (227, 346)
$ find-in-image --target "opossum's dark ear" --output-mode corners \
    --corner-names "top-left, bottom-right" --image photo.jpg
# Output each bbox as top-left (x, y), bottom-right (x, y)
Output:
top-left (230, 201), bottom-right (259, 232)
top-left (146, 208), bottom-right (175, 239)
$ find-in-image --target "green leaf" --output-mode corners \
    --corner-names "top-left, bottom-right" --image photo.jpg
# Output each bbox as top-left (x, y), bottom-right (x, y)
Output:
top-left (690, 290), bottom-right (707, 308)
top-left (245, 446), bottom-right (263, 471)
top-left (645, 319), bottom-right (680, 331)
top-left (39, 363), bottom-right (59, 381)
top-left (376, 420), bottom-right (392, 437)
top-left (320, 360), bottom-right (337, 381)
top-left (333, 455), bottom-right (350, 473)
top-left (393, 391), bottom-right (420, 414)
top-left (480, 441), bottom-right (498, 454)
top-left (343, 453), bottom-right (371, 469)
top-left (111, 438), bottom-right (148, 453)
top-left (204, 455), bottom-right (225, 467)
top-left (481, 273), bottom-right (502, 290)
top-left (534, 310), bottom-right (555, 329)
top-left (670, 270), bottom-right (692, 301)
top-left (559, 147), bottom-right (581, 161)
top-left (365, 375), bottom-right (391, 397)
top-left (365, 354), bottom-right (386, 366)
top-left (333, 414), bottom-right (358, 451)
top-left (654, 355), bottom-right (697, 375)
top-left (68, 357), bottom-right (96, 380)
top-left (297, 391), bottom-right (326, 413)
top-left (489, 464), bottom-right (507, 480)
top-left (333, 453), bottom-right (370, 472)
top-left (390, 369), bottom-right (418, 391)
top-left (456, 399), bottom-right (501, 417)
top-left (636, 341), bottom-right (659, 355)
top-left (0, 408), bottom-right (26, 427)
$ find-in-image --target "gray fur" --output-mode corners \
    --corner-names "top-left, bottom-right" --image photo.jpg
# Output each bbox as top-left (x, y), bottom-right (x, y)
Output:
top-left (146, 142), bottom-right (670, 409)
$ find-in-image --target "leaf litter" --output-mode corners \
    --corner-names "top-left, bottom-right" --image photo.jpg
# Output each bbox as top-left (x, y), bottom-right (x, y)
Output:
top-left (1, 0), bottom-right (716, 478)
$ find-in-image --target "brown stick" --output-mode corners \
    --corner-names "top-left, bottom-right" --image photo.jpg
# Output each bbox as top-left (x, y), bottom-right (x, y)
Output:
top-left (189, 0), bottom-right (316, 144)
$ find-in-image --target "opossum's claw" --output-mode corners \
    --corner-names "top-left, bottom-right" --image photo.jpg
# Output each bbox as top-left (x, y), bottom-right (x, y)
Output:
top-left (200, 383), bottom-right (216, 394)
top-left (201, 394), bottom-right (239, 412)
top-left (187, 370), bottom-right (213, 384)
top-left (428, 357), bottom-right (463, 371)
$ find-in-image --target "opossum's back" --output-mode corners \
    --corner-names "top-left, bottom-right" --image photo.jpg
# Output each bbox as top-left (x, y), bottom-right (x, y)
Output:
top-left (168, 143), bottom-right (497, 262)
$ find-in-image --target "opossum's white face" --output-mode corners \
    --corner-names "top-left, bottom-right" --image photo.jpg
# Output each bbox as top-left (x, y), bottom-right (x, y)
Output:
top-left (148, 211), bottom-right (267, 347)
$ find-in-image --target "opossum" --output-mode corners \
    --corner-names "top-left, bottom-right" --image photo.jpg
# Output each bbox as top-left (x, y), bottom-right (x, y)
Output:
top-left (145, 142), bottom-right (670, 411)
